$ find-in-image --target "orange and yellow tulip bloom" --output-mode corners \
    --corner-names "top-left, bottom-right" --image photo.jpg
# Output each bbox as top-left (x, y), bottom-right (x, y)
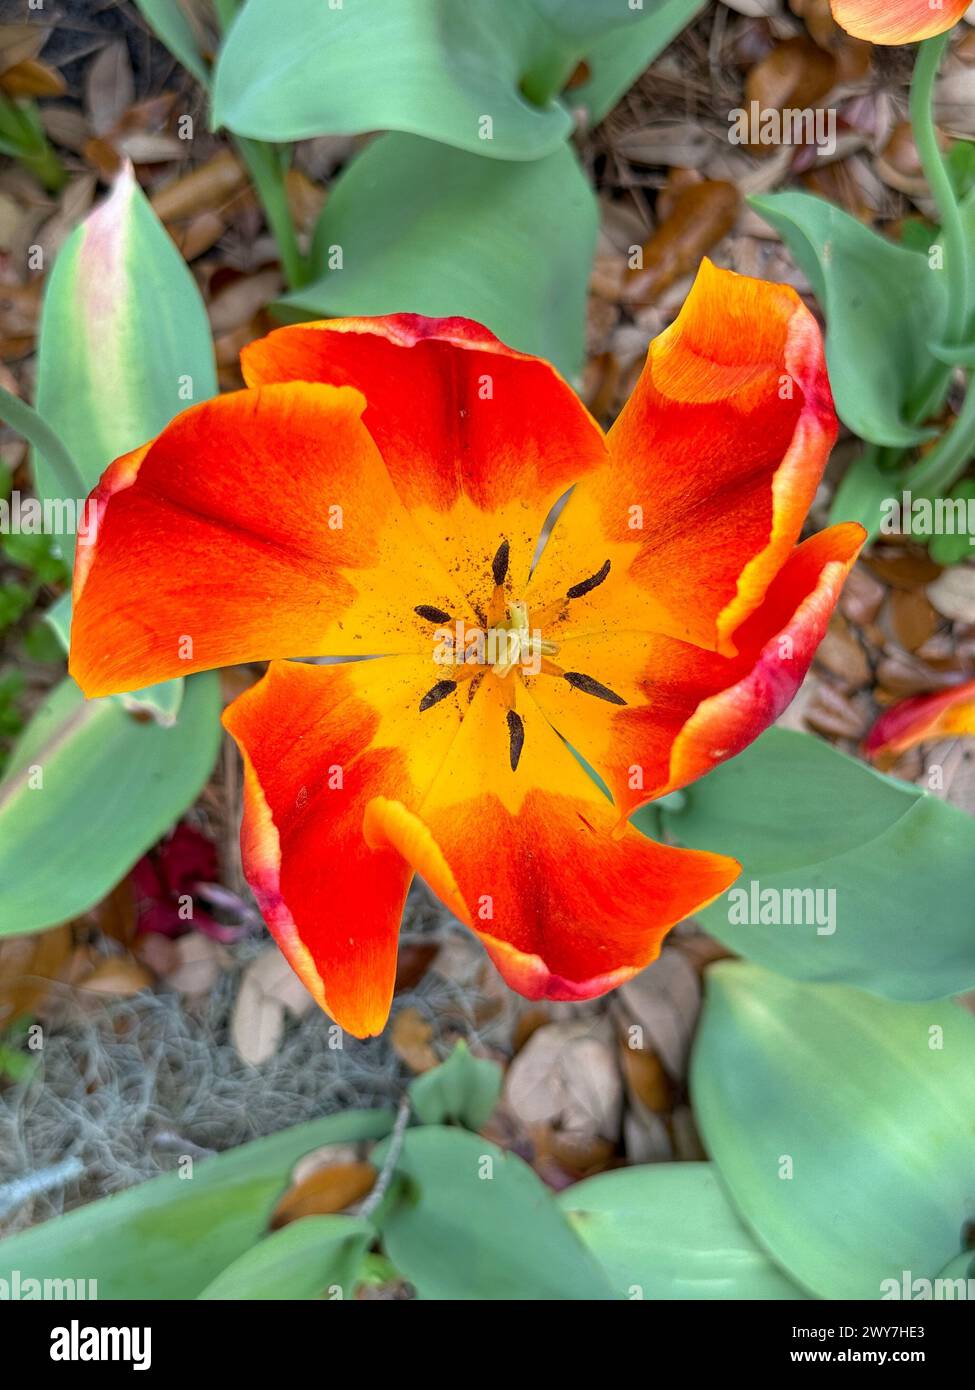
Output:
top-left (69, 262), bottom-right (863, 1037)
top-left (831, 0), bottom-right (968, 44)
top-left (865, 677), bottom-right (975, 767)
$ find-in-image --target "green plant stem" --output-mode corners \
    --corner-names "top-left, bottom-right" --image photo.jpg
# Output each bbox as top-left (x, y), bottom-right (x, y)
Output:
top-left (232, 136), bottom-right (309, 290)
top-left (0, 385), bottom-right (86, 500)
top-left (907, 33), bottom-right (970, 426)
top-left (905, 369), bottom-right (975, 497)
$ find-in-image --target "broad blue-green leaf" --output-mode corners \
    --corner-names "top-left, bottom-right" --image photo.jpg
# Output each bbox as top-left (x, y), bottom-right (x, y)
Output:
top-left (374, 1126), bottom-right (616, 1299)
top-left (197, 1215), bottom-right (374, 1300)
top-left (692, 962), bottom-right (975, 1300)
top-left (0, 1109), bottom-right (393, 1300)
top-left (555, 0), bottom-right (707, 125)
top-left (408, 1040), bottom-right (502, 1130)
top-left (751, 191), bottom-right (947, 448)
top-left (0, 672), bottom-right (221, 937)
top-left (134, 0), bottom-right (211, 87)
top-left (214, 0), bottom-right (569, 159)
top-left (277, 134), bottom-right (597, 377)
top-left (655, 728), bottom-right (975, 1002)
top-left (35, 164), bottom-right (217, 556)
top-left (559, 1163), bottom-right (807, 1300)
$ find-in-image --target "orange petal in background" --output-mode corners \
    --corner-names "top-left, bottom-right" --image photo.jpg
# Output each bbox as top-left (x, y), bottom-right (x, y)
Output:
top-left (863, 676), bottom-right (975, 769)
top-left (831, 0), bottom-right (968, 45)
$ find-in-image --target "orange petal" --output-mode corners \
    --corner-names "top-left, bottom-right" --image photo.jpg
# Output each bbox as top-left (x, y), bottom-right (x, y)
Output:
top-left (864, 677), bottom-right (975, 768)
top-left (222, 655), bottom-right (468, 1038)
top-left (70, 382), bottom-right (472, 697)
top-left (831, 0), bottom-right (967, 44)
top-left (528, 523), bottom-right (865, 821)
top-left (241, 314), bottom-right (608, 611)
top-left (363, 673), bottom-right (740, 1000)
top-left (526, 260), bottom-right (837, 656)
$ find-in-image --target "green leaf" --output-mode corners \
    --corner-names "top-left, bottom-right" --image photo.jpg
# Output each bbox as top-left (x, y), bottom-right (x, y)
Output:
top-left (374, 1126), bottom-right (616, 1299)
top-left (277, 134), bottom-right (597, 377)
top-left (0, 672), bottom-right (221, 937)
top-left (134, 0), bottom-right (212, 88)
top-left (408, 1041), bottom-right (502, 1130)
top-left (34, 164), bottom-right (217, 557)
top-left (751, 191), bottom-right (947, 448)
top-left (0, 1110), bottom-right (393, 1300)
top-left (829, 450), bottom-right (900, 540)
top-left (197, 1215), bottom-right (374, 1300)
top-left (926, 479), bottom-right (975, 564)
top-left (0, 383), bottom-right (85, 504)
top-left (554, 0), bottom-right (707, 126)
top-left (559, 1162), bottom-right (807, 1300)
top-left (214, 0), bottom-right (569, 159)
top-left (692, 961), bottom-right (975, 1300)
top-left (654, 727), bottom-right (975, 1002)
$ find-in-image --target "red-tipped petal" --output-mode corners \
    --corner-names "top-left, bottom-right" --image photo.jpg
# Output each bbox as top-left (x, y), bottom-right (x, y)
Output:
top-left (527, 260), bottom-right (838, 657)
top-left (529, 523), bottom-right (865, 820)
top-left (70, 381), bottom-right (470, 697)
top-left (241, 314), bottom-right (608, 608)
top-left (363, 673), bottom-right (740, 999)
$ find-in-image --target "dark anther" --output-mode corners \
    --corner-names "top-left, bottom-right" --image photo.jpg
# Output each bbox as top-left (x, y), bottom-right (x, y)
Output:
top-left (506, 708), bottom-right (525, 771)
top-left (566, 559), bottom-right (610, 600)
top-left (564, 671), bottom-right (626, 706)
top-left (492, 538), bottom-right (510, 587)
top-left (414, 604), bottom-right (452, 624)
top-left (419, 680), bottom-right (457, 712)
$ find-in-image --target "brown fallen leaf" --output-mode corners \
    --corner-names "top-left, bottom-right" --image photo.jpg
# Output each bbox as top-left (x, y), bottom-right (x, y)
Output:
top-left (0, 58), bottom-right (66, 99)
top-left (77, 955), bottom-right (154, 997)
top-left (391, 1006), bottom-right (439, 1073)
top-left (85, 41), bottom-right (135, 139)
top-left (745, 39), bottom-right (837, 139)
top-left (231, 945), bottom-right (313, 1065)
top-left (865, 545), bottom-right (942, 591)
top-left (815, 615), bottom-right (872, 689)
top-left (840, 564), bottom-right (886, 626)
top-left (624, 179), bottom-right (739, 305)
top-left (613, 948), bottom-right (701, 1080)
top-left (886, 589), bottom-right (940, 653)
top-left (270, 1162), bottom-right (377, 1230)
top-left (0, 926), bottom-right (72, 1024)
top-left (619, 1045), bottom-right (672, 1114)
top-left (0, 24), bottom-right (51, 76)
top-left (503, 1019), bottom-right (622, 1142)
top-left (927, 566), bottom-right (975, 624)
top-left (152, 150), bottom-right (247, 223)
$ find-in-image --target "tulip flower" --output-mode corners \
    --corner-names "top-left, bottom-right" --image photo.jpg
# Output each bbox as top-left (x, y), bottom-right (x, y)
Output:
top-left (864, 677), bottom-right (975, 766)
top-left (831, 0), bottom-right (968, 45)
top-left (69, 261), bottom-right (863, 1037)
